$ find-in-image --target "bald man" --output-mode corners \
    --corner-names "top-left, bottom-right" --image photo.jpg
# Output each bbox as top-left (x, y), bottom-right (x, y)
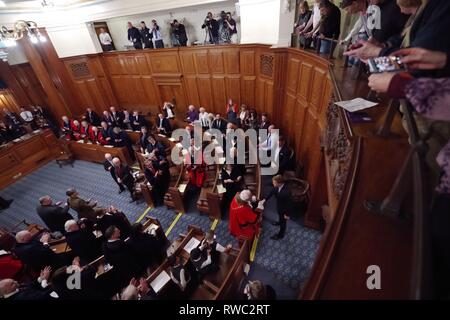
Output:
top-left (112, 157), bottom-right (136, 202)
top-left (104, 153), bottom-right (125, 193)
top-left (36, 195), bottom-right (73, 234)
top-left (13, 231), bottom-right (64, 272)
top-left (0, 267), bottom-right (56, 300)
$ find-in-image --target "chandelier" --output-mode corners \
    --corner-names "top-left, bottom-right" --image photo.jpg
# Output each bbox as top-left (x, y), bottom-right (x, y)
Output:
top-left (0, 21), bottom-right (46, 62)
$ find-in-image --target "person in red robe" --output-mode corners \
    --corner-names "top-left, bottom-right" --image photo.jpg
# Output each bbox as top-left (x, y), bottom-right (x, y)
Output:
top-left (71, 120), bottom-right (82, 141)
top-left (229, 189), bottom-right (261, 241)
top-left (79, 120), bottom-right (91, 140)
top-left (184, 138), bottom-right (206, 188)
top-left (89, 126), bottom-right (106, 145)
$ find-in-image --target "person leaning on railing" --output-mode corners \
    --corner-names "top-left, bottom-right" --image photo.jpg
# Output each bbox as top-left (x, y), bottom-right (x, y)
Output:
top-left (367, 47), bottom-right (450, 298)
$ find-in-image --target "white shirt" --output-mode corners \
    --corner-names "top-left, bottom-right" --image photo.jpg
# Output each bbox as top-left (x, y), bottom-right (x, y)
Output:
top-left (240, 111), bottom-right (247, 121)
top-left (165, 107), bottom-right (174, 118)
top-left (20, 111), bottom-right (33, 122)
top-left (152, 28), bottom-right (162, 41)
top-left (312, 3), bottom-right (321, 29)
top-left (99, 32), bottom-right (112, 45)
top-left (199, 112), bottom-right (209, 127)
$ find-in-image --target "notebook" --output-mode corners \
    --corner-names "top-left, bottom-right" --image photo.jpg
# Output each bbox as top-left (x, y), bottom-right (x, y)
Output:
top-left (183, 237), bottom-right (200, 254)
top-left (150, 270), bottom-right (171, 293)
top-left (178, 183), bottom-right (187, 193)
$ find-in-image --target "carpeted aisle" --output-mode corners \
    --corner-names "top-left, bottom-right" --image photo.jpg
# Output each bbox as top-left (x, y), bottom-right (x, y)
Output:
top-left (0, 160), bottom-right (322, 299)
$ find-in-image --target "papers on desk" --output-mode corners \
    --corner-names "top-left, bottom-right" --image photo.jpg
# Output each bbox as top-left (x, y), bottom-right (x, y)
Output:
top-left (158, 134), bottom-right (167, 138)
top-left (216, 184), bottom-right (226, 194)
top-left (335, 98), bottom-right (378, 112)
top-left (150, 270), bottom-right (171, 293)
top-left (104, 145), bottom-right (113, 148)
top-left (168, 137), bottom-right (176, 142)
top-left (33, 129), bottom-right (42, 133)
top-left (86, 142), bottom-right (93, 144)
top-left (183, 237), bottom-right (200, 254)
top-left (76, 140), bottom-right (85, 143)
top-left (178, 183), bottom-right (187, 193)
top-left (0, 249), bottom-right (9, 256)
top-left (13, 138), bottom-right (21, 142)
top-left (146, 223), bottom-right (159, 235)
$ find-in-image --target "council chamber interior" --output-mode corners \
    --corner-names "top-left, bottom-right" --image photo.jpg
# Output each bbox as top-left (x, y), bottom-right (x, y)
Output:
top-left (0, 0), bottom-right (449, 302)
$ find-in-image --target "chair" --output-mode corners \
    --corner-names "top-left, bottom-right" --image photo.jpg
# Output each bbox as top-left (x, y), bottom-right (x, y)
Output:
top-left (55, 139), bottom-right (74, 168)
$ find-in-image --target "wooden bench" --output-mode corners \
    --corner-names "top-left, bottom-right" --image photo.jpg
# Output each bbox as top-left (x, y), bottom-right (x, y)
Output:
top-left (68, 140), bottom-right (133, 166)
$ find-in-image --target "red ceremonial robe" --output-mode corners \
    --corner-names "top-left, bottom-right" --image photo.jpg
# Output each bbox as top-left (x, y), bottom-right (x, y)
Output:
top-left (229, 196), bottom-right (260, 240)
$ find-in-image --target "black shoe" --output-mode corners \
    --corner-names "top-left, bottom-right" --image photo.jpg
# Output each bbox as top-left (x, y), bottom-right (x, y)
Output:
top-left (272, 221), bottom-right (280, 226)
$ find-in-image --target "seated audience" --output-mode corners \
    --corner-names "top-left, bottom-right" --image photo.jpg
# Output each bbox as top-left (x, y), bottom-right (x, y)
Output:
top-left (100, 121), bottom-right (113, 145)
top-left (79, 120), bottom-right (91, 140)
top-left (130, 111), bottom-right (146, 131)
top-left (60, 116), bottom-right (73, 140)
top-left (145, 134), bottom-right (165, 157)
top-left (66, 188), bottom-right (100, 222)
top-left (71, 120), bottom-right (82, 140)
top-left (109, 106), bottom-right (124, 128)
top-left (36, 195), bottom-right (73, 234)
top-left (88, 126), bottom-right (105, 144)
top-left (13, 231), bottom-right (64, 272)
top-left (85, 107), bottom-right (101, 126)
top-left (102, 110), bottom-right (114, 127)
top-left (156, 113), bottom-right (171, 135)
top-left (19, 107), bottom-right (36, 130)
top-left (0, 266), bottom-right (56, 300)
top-left (185, 105), bottom-right (199, 123)
top-left (64, 220), bottom-right (102, 263)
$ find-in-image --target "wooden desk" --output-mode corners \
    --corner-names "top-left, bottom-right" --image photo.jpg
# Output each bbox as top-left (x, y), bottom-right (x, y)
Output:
top-left (0, 129), bottom-right (61, 189)
top-left (68, 141), bottom-right (133, 166)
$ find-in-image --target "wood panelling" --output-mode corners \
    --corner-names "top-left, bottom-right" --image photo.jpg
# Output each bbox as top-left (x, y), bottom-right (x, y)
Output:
top-left (0, 90), bottom-right (21, 115)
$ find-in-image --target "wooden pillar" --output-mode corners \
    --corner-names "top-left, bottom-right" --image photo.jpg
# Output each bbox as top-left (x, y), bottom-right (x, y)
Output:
top-left (17, 28), bottom-right (85, 121)
top-left (0, 61), bottom-right (31, 107)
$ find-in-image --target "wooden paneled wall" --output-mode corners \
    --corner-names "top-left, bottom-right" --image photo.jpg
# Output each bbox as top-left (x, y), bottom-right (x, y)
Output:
top-left (0, 90), bottom-right (21, 116)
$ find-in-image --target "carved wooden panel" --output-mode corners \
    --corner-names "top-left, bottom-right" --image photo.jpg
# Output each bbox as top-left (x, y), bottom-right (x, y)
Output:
top-left (197, 76), bottom-right (214, 111)
top-left (226, 76), bottom-right (241, 105)
top-left (260, 54), bottom-right (274, 78)
top-left (68, 61), bottom-right (90, 78)
top-left (241, 76), bottom-right (255, 107)
top-left (184, 76), bottom-right (200, 107)
top-left (149, 52), bottom-right (180, 73)
top-left (211, 76), bottom-right (226, 112)
top-left (298, 62), bottom-right (313, 104)
top-left (180, 51), bottom-right (196, 74)
top-left (310, 68), bottom-right (327, 112)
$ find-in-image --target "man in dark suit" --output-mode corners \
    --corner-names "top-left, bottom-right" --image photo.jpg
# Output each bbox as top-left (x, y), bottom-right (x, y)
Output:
top-left (111, 126), bottom-right (134, 160)
top-left (102, 226), bottom-right (143, 286)
top-left (139, 21), bottom-right (154, 49)
top-left (96, 206), bottom-right (131, 239)
top-left (127, 22), bottom-right (143, 50)
top-left (156, 113), bottom-right (171, 135)
top-left (102, 111), bottom-right (114, 127)
top-left (259, 113), bottom-right (270, 130)
top-left (36, 195), bottom-right (73, 234)
top-left (139, 126), bottom-right (149, 153)
top-left (13, 231), bottom-right (64, 272)
top-left (276, 136), bottom-right (295, 175)
top-left (85, 108), bottom-right (101, 126)
top-left (263, 175), bottom-right (293, 240)
top-left (130, 111), bottom-right (146, 131)
top-left (100, 121), bottom-right (113, 145)
top-left (110, 107), bottom-right (124, 128)
top-left (212, 114), bottom-right (226, 134)
top-left (104, 153), bottom-right (125, 193)
top-left (64, 219), bottom-right (102, 263)
top-left (112, 157), bottom-right (136, 202)
top-left (0, 267), bottom-right (56, 300)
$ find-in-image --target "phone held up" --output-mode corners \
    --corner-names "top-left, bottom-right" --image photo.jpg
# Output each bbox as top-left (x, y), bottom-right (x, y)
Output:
top-left (368, 56), bottom-right (407, 73)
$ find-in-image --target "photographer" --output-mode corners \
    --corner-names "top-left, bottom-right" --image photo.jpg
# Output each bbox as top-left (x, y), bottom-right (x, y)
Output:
top-left (226, 12), bottom-right (238, 44)
top-left (139, 21), bottom-right (153, 49)
top-left (151, 19), bottom-right (164, 48)
top-left (218, 10), bottom-right (231, 44)
top-left (201, 12), bottom-right (219, 44)
top-left (171, 19), bottom-right (188, 47)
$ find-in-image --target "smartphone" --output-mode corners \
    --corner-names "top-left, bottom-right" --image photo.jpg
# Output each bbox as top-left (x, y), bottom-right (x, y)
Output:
top-left (368, 56), bottom-right (406, 73)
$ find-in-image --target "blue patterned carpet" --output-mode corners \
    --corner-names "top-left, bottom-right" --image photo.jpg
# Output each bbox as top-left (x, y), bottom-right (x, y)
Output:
top-left (0, 160), bottom-right (322, 299)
